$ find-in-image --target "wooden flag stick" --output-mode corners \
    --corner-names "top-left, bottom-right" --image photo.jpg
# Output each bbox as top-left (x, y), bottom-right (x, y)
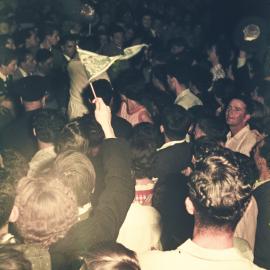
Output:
top-left (90, 82), bottom-right (97, 99)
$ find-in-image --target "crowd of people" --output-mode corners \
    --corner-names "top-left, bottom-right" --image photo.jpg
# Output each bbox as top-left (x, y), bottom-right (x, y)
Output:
top-left (0, 0), bottom-right (270, 269)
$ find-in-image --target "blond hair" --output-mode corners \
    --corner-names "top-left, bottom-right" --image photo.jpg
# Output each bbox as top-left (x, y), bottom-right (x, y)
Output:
top-left (15, 176), bottom-right (78, 247)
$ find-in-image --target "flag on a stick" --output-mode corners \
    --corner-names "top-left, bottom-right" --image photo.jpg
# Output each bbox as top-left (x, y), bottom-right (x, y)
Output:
top-left (77, 44), bottom-right (148, 82)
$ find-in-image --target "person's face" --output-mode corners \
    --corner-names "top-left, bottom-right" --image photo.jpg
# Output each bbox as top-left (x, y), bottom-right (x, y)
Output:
top-left (23, 54), bottom-right (37, 73)
top-left (6, 59), bottom-right (17, 75)
top-left (194, 124), bottom-right (206, 140)
top-left (99, 34), bottom-right (109, 48)
top-left (49, 30), bottom-right (60, 46)
top-left (226, 99), bottom-right (250, 127)
top-left (112, 32), bottom-right (124, 48)
top-left (171, 45), bottom-right (184, 56)
top-left (142, 15), bottom-right (152, 29)
top-left (207, 45), bottom-right (217, 62)
top-left (62, 40), bottom-right (77, 58)
top-left (39, 57), bottom-right (53, 75)
top-left (167, 75), bottom-right (176, 93)
top-left (26, 31), bottom-right (39, 48)
top-left (5, 38), bottom-right (16, 50)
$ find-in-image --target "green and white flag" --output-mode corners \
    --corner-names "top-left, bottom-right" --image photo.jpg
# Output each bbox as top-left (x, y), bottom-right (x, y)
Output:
top-left (77, 44), bottom-right (148, 82)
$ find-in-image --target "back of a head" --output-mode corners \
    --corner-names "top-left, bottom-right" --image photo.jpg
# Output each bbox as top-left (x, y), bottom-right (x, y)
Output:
top-left (15, 176), bottom-right (77, 247)
top-left (16, 75), bottom-right (47, 103)
top-left (53, 150), bottom-right (96, 207)
top-left (36, 49), bottom-right (52, 64)
top-left (83, 242), bottom-right (141, 270)
top-left (91, 79), bottom-right (114, 106)
top-left (0, 176), bottom-right (15, 229)
top-left (32, 109), bottom-right (66, 144)
top-left (213, 79), bottom-right (236, 105)
top-left (114, 69), bottom-right (146, 103)
top-left (55, 119), bottom-right (89, 154)
top-left (0, 48), bottom-right (16, 66)
top-left (0, 149), bottom-right (28, 185)
top-left (166, 61), bottom-right (191, 86)
top-left (130, 123), bottom-right (158, 179)
top-left (189, 144), bottom-right (252, 230)
top-left (196, 116), bottom-right (227, 143)
top-left (161, 105), bottom-right (190, 141)
top-left (0, 246), bottom-right (32, 270)
top-left (257, 136), bottom-right (270, 169)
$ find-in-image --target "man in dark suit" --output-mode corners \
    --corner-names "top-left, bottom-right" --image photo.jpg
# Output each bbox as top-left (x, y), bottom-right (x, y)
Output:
top-left (151, 104), bottom-right (192, 181)
top-left (151, 104), bottom-right (193, 249)
top-left (0, 76), bottom-right (48, 160)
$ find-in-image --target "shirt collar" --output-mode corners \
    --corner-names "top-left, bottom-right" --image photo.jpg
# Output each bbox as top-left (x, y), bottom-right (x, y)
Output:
top-left (0, 71), bottom-right (7, 81)
top-left (178, 239), bottom-right (244, 261)
top-left (78, 202), bottom-right (92, 222)
top-left (157, 139), bottom-right (186, 151)
top-left (227, 125), bottom-right (250, 140)
top-left (19, 67), bottom-right (28, 77)
top-left (175, 88), bottom-right (191, 103)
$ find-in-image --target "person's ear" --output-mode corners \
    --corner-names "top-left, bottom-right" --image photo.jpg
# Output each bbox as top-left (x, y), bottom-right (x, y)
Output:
top-left (160, 125), bottom-right (164, 133)
top-left (41, 96), bottom-right (46, 108)
top-left (9, 205), bottom-right (19, 223)
top-left (244, 113), bottom-right (251, 123)
top-left (185, 196), bottom-right (195, 215)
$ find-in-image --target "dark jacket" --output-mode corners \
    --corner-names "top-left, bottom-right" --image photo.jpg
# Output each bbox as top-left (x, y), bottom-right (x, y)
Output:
top-left (49, 138), bottom-right (134, 270)
top-left (0, 110), bottom-right (39, 160)
top-left (151, 142), bottom-right (192, 181)
top-left (254, 181), bottom-right (270, 269)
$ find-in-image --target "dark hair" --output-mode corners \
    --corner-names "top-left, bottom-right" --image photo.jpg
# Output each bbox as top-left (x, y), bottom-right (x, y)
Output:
top-left (0, 48), bottom-right (16, 66)
top-left (257, 136), bottom-right (270, 169)
top-left (79, 115), bottom-right (105, 148)
top-left (190, 65), bottom-right (212, 93)
top-left (195, 116), bottom-right (227, 143)
top-left (16, 48), bottom-right (32, 66)
top-left (213, 79), bottom-right (236, 106)
top-left (114, 69), bottom-right (145, 103)
top-left (227, 95), bottom-right (254, 115)
top-left (166, 61), bottom-right (191, 86)
top-left (256, 80), bottom-right (270, 106)
top-left (109, 24), bottom-right (124, 36)
top-left (0, 179), bottom-right (15, 228)
top-left (130, 123), bottom-right (159, 179)
top-left (91, 80), bottom-right (113, 106)
top-left (59, 34), bottom-right (77, 47)
top-left (0, 246), bottom-right (32, 270)
top-left (161, 105), bottom-right (190, 140)
top-left (189, 144), bottom-right (252, 230)
top-left (39, 24), bottom-right (59, 42)
top-left (32, 109), bottom-right (66, 143)
top-left (83, 242), bottom-right (141, 270)
top-left (0, 149), bottom-right (28, 185)
top-left (55, 120), bottom-right (89, 154)
top-left (35, 49), bottom-right (52, 64)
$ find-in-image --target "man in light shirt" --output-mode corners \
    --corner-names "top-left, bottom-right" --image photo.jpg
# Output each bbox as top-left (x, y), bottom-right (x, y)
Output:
top-left (166, 61), bottom-right (202, 110)
top-left (139, 146), bottom-right (263, 270)
top-left (225, 96), bottom-right (258, 156)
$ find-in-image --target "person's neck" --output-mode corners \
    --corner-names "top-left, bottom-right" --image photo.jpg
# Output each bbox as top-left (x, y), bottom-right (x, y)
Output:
top-left (23, 100), bottom-right (43, 112)
top-left (176, 85), bottom-right (187, 96)
top-left (126, 99), bottom-right (141, 114)
top-left (0, 67), bottom-right (7, 77)
top-left (0, 224), bottom-right (8, 239)
top-left (230, 124), bottom-right (246, 136)
top-left (259, 166), bottom-right (270, 181)
top-left (37, 140), bottom-right (53, 150)
top-left (40, 40), bottom-right (51, 50)
top-left (193, 225), bottom-right (234, 249)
